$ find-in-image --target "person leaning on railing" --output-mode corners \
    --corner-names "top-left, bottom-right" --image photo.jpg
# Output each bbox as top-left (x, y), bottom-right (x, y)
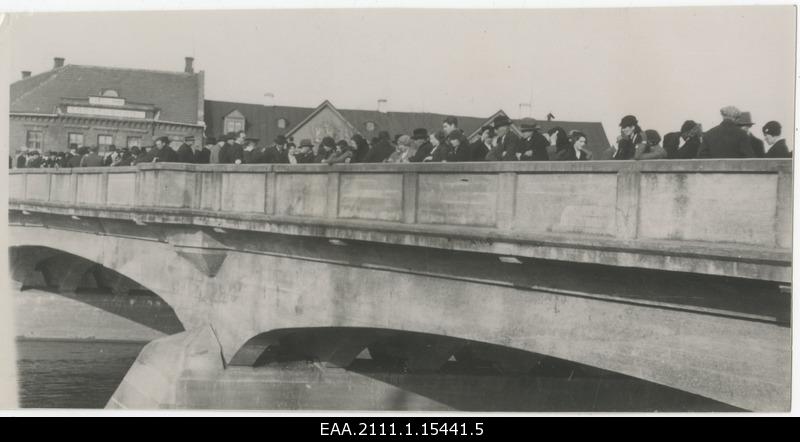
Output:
top-left (634, 130), bottom-right (667, 160)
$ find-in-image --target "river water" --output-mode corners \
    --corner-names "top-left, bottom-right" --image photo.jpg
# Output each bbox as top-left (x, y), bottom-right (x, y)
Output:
top-left (16, 339), bottom-right (145, 409)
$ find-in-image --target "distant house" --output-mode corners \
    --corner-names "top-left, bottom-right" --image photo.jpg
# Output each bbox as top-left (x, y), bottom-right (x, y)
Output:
top-left (467, 110), bottom-right (610, 158)
top-left (205, 100), bottom-right (609, 157)
top-left (204, 99), bottom-right (488, 145)
top-left (9, 57), bottom-right (205, 153)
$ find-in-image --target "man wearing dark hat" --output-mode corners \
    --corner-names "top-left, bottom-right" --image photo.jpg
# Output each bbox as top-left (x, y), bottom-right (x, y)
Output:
top-left (762, 121), bottom-right (791, 158)
top-left (486, 115), bottom-right (521, 161)
top-left (409, 128), bottom-right (433, 163)
top-left (519, 123), bottom-right (549, 161)
top-left (469, 126), bottom-right (493, 161)
top-left (218, 133), bottom-right (240, 164)
top-left (443, 116), bottom-right (469, 152)
top-left (262, 135), bottom-right (290, 164)
top-left (194, 137), bottom-right (213, 164)
top-left (153, 136), bottom-right (178, 163)
top-left (663, 120), bottom-right (703, 159)
top-left (176, 136), bottom-right (196, 163)
top-left (242, 138), bottom-right (261, 164)
top-left (364, 131), bottom-right (394, 163)
top-left (735, 112), bottom-right (765, 157)
top-left (611, 115), bottom-right (643, 160)
top-left (698, 106), bottom-right (756, 158)
top-left (133, 144), bottom-right (156, 165)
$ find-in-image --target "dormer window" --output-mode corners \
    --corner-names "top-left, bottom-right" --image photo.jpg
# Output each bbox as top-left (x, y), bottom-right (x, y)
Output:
top-left (365, 121), bottom-right (376, 132)
top-left (277, 118), bottom-right (287, 129)
top-left (101, 89), bottom-right (119, 97)
top-left (224, 110), bottom-right (246, 134)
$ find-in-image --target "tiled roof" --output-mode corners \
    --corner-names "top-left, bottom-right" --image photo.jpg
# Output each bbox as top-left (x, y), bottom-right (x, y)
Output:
top-left (10, 64), bottom-right (202, 125)
top-left (204, 99), bottom-right (313, 143)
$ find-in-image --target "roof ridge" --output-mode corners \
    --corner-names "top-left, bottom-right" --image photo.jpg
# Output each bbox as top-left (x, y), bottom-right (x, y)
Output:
top-left (10, 66), bottom-right (67, 108)
top-left (66, 64), bottom-right (198, 77)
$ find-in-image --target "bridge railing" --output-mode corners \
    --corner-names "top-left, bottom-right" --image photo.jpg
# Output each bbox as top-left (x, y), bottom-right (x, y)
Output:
top-left (8, 160), bottom-right (793, 281)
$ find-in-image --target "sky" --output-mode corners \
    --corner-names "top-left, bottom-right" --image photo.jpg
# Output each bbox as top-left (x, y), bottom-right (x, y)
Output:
top-left (2, 5), bottom-right (797, 145)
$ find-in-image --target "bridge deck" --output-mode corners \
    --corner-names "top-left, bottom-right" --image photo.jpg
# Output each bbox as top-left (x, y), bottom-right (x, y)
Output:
top-left (9, 159), bottom-right (792, 282)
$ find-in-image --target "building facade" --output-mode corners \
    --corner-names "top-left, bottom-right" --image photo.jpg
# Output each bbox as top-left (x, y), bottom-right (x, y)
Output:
top-left (10, 57), bottom-right (205, 155)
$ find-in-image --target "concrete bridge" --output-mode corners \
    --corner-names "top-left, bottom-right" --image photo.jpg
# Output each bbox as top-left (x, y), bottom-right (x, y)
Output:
top-left (8, 159), bottom-right (792, 411)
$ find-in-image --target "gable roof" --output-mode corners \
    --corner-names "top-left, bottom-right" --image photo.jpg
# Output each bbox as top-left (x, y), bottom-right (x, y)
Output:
top-left (10, 64), bottom-right (203, 125)
top-left (204, 99), bottom-right (314, 143)
top-left (285, 100), bottom-right (358, 138)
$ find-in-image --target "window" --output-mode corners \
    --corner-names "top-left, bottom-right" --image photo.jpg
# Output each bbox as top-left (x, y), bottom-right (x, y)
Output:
top-left (365, 121), bottom-right (376, 132)
top-left (98, 134), bottom-right (114, 149)
top-left (101, 89), bottom-right (119, 97)
top-left (277, 118), bottom-right (287, 129)
top-left (127, 137), bottom-right (142, 148)
top-left (68, 132), bottom-right (84, 148)
top-left (26, 131), bottom-right (43, 150)
top-left (224, 117), bottom-right (245, 134)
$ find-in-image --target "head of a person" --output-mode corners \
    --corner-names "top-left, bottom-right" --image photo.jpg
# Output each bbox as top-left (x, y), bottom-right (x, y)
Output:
top-left (720, 106), bottom-right (742, 122)
top-left (378, 131), bottom-right (391, 142)
top-left (446, 132), bottom-right (462, 149)
top-left (493, 116), bottom-right (512, 136)
top-left (680, 120), bottom-right (700, 140)
top-left (763, 121), bottom-right (782, 145)
top-left (547, 127), bottom-right (569, 148)
top-left (225, 133), bottom-right (236, 145)
top-left (520, 124), bottom-right (538, 139)
top-left (108, 145), bottom-right (117, 153)
top-left (69, 143), bottom-right (78, 154)
top-left (644, 129), bottom-right (661, 147)
top-left (619, 115), bottom-right (639, 137)
top-left (90, 145), bottom-right (100, 153)
top-left (236, 131), bottom-right (246, 143)
top-left (396, 135), bottom-right (412, 152)
top-left (155, 137), bottom-right (169, 149)
top-left (411, 128), bottom-right (429, 146)
top-left (275, 135), bottom-right (287, 147)
top-left (299, 139), bottom-right (313, 153)
top-left (205, 137), bottom-right (216, 148)
top-left (322, 136), bottom-right (336, 152)
top-left (735, 112), bottom-right (755, 133)
top-left (336, 140), bottom-right (350, 153)
top-left (480, 126), bottom-right (495, 143)
top-left (443, 116), bottom-right (459, 135)
top-left (570, 131), bottom-right (588, 151)
top-left (216, 136), bottom-right (226, 147)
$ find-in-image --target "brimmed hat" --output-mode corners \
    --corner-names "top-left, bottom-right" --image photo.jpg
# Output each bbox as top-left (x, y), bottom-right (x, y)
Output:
top-left (763, 121), bottom-right (782, 136)
top-left (735, 112), bottom-right (755, 126)
top-left (275, 135), bottom-right (287, 145)
top-left (412, 128), bottom-right (429, 140)
top-left (493, 115), bottom-right (512, 128)
top-left (205, 137), bottom-right (217, 145)
top-left (619, 115), bottom-right (638, 127)
top-left (299, 139), bottom-right (313, 148)
top-left (155, 136), bottom-right (170, 145)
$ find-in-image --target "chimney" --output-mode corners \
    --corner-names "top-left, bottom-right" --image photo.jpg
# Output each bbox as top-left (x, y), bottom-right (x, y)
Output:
top-left (377, 99), bottom-right (388, 114)
top-left (519, 103), bottom-right (532, 119)
top-left (21, 71), bottom-right (31, 79)
top-left (53, 57), bottom-right (65, 69)
top-left (184, 57), bottom-right (194, 73)
top-left (263, 92), bottom-right (275, 107)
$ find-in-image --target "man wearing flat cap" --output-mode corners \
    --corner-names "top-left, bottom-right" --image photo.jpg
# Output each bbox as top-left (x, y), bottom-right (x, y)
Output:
top-left (698, 106), bottom-right (756, 158)
top-left (735, 112), bottom-right (765, 157)
top-left (519, 122), bottom-right (549, 161)
top-left (486, 115), bottom-right (521, 161)
top-left (176, 135), bottom-right (196, 163)
top-left (762, 121), bottom-right (791, 158)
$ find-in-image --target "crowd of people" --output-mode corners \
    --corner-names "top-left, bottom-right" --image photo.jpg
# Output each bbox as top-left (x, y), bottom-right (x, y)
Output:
top-left (11, 105), bottom-right (791, 169)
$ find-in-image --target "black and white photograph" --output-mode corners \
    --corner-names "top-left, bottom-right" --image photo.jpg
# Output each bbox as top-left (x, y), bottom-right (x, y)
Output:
top-left (0, 1), bottom-right (796, 416)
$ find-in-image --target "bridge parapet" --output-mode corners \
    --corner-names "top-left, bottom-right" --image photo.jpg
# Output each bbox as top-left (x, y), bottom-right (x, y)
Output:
top-left (9, 160), bottom-right (792, 282)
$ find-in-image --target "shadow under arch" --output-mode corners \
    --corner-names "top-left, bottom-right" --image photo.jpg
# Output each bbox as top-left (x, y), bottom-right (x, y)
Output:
top-left (10, 245), bottom-right (185, 336)
top-left (228, 326), bottom-right (741, 412)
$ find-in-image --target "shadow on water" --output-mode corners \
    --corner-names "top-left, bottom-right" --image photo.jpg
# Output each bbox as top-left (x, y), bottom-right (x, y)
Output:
top-left (16, 339), bottom-right (147, 409)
